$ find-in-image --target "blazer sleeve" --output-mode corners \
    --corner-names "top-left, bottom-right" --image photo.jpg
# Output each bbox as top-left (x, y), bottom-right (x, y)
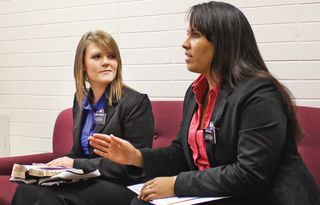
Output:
top-left (174, 79), bottom-right (288, 197)
top-left (138, 86), bottom-right (194, 177)
top-left (71, 93), bottom-right (154, 183)
top-left (64, 94), bottom-right (82, 158)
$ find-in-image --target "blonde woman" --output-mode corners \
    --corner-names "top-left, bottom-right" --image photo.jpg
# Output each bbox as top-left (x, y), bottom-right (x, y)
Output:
top-left (11, 30), bottom-right (154, 205)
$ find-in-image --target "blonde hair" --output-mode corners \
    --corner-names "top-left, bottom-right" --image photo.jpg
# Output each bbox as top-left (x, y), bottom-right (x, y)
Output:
top-left (74, 30), bottom-right (124, 106)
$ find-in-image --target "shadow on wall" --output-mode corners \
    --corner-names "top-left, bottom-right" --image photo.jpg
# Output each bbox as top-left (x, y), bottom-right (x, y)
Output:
top-left (0, 114), bottom-right (10, 157)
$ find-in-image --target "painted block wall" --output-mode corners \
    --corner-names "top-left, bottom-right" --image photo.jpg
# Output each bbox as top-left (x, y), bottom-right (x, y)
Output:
top-left (0, 0), bottom-right (319, 156)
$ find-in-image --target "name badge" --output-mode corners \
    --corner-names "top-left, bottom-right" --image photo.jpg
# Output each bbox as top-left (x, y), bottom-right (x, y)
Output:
top-left (94, 109), bottom-right (106, 125)
top-left (204, 121), bottom-right (217, 144)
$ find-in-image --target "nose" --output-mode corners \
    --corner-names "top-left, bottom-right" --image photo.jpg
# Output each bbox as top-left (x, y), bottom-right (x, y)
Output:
top-left (182, 36), bottom-right (190, 50)
top-left (101, 56), bottom-right (109, 67)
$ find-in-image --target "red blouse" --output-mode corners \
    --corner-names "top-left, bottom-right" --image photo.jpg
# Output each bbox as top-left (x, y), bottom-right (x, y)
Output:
top-left (188, 75), bottom-right (220, 170)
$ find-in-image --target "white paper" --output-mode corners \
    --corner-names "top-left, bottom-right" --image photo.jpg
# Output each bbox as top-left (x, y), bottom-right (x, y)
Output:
top-left (128, 183), bottom-right (229, 205)
top-left (10, 169), bottom-right (101, 186)
top-left (38, 169), bottom-right (101, 186)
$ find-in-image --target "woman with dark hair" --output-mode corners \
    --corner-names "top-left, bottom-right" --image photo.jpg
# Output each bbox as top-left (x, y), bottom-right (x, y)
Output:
top-left (11, 30), bottom-right (154, 205)
top-left (90, 2), bottom-right (319, 205)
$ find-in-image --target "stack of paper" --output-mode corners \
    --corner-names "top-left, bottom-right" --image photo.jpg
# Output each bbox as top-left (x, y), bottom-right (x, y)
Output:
top-left (10, 163), bottom-right (100, 186)
top-left (128, 183), bottom-right (229, 205)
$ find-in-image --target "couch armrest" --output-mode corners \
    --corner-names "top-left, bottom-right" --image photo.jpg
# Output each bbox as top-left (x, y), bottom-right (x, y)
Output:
top-left (0, 153), bottom-right (54, 175)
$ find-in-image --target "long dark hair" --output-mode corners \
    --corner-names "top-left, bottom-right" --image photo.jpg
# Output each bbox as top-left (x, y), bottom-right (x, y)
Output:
top-left (188, 1), bottom-right (303, 141)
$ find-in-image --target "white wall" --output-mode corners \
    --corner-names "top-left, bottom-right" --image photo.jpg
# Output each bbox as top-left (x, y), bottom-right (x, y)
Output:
top-left (0, 0), bottom-right (319, 156)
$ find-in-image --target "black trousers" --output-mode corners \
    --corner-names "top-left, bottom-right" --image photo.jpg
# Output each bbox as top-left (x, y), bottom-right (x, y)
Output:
top-left (11, 179), bottom-right (137, 205)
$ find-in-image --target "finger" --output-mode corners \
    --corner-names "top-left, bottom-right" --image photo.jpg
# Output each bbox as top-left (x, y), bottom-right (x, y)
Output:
top-left (140, 185), bottom-right (155, 201)
top-left (144, 193), bottom-right (157, 202)
top-left (90, 136), bottom-right (112, 149)
top-left (89, 140), bottom-right (109, 151)
top-left (139, 190), bottom-right (147, 201)
top-left (51, 159), bottom-right (64, 167)
top-left (88, 136), bottom-right (105, 144)
top-left (110, 135), bottom-right (125, 146)
top-left (46, 160), bottom-right (54, 166)
top-left (140, 182), bottom-right (151, 193)
top-left (46, 162), bottom-right (54, 166)
top-left (139, 186), bottom-right (148, 200)
top-left (48, 162), bottom-right (58, 167)
top-left (93, 148), bottom-right (110, 158)
top-left (46, 160), bottom-right (59, 166)
top-left (92, 133), bottom-right (112, 142)
top-left (140, 183), bottom-right (154, 198)
top-left (143, 179), bottom-right (155, 188)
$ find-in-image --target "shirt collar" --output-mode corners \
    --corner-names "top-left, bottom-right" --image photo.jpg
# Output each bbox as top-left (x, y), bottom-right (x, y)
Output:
top-left (82, 89), bottom-right (107, 111)
top-left (192, 74), bottom-right (221, 105)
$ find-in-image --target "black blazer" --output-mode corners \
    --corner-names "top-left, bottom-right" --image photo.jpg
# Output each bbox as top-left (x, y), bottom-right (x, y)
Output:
top-left (140, 77), bottom-right (319, 205)
top-left (67, 87), bottom-right (154, 185)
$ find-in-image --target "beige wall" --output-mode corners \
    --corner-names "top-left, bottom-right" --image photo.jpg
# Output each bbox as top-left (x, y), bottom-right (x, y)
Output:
top-left (0, 0), bottom-right (319, 156)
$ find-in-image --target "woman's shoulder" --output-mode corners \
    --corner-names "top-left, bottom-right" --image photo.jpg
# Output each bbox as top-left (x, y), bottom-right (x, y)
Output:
top-left (122, 86), bottom-right (148, 98)
top-left (234, 76), bottom-right (277, 95)
top-left (120, 86), bottom-right (151, 105)
top-left (229, 76), bottom-right (283, 106)
top-left (238, 76), bottom-right (275, 88)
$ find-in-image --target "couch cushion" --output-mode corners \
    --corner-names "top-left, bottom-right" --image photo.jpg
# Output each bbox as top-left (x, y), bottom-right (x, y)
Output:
top-left (151, 101), bottom-right (183, 148)
top-left (52, 108), bottom-right (74, 158)
top-left (297, 106), bottom-right (320, 186)
top-left (0, 175), bottom-right (18, 205)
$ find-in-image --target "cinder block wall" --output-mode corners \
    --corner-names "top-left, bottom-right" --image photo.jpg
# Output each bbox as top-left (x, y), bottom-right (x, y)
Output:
top-left (0, 0), bottom-right (319, 156)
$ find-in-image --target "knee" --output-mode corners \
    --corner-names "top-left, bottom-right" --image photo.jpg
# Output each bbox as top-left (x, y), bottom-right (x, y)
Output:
top-left (12, 184), bottom-right (58, 205)
top-left (11, 184), bottom-right (37, 204)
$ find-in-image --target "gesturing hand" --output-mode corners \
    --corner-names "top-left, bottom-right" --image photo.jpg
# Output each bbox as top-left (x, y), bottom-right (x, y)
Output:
top-left (139, 177), bottom-right (176, 202)
top-left (89, 134), bottom-right (143, 167)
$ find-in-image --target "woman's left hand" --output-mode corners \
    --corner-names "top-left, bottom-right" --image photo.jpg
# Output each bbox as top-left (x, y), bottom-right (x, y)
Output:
top-left (46, 156), bottom-right (74, 168)
top-left (139, 176), bottom-right (176, 201)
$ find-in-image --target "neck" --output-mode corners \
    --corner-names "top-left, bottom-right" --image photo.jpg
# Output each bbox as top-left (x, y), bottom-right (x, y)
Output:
top-left (90, 84), bottom-right (108, 104)
top-left (204, 72), bottom-right (220, 90)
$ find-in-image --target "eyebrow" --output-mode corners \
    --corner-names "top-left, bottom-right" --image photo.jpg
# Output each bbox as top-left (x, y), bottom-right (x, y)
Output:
top-left (90, 50), bottom-right (101, 55)
top-left (188, 27), bottom-right (200, 32)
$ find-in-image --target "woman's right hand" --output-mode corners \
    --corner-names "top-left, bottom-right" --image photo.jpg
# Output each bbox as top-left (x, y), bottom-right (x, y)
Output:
top-left (89, 133), bottom-right (144, 167)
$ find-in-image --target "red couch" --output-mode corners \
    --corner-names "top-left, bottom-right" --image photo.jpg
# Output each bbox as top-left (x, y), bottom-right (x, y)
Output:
top-left (0, 102), bottom-right (319, 205)
top-left (0, 108), bottom-right (74, 205)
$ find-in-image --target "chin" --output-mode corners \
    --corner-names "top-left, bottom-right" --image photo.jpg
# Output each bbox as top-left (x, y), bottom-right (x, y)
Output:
top-left (187, 66), bottom-right (199, 74)
top-left (103, 76), bottom-right (116, 82)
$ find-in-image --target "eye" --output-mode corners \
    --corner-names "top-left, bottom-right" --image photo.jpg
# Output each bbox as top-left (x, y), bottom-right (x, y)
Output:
top-left (108, 55), bottom-right (116, 59)
top-left (92, 54), bottom-right (101, 60)
top-left (192, 31), bottom-right (201, 38)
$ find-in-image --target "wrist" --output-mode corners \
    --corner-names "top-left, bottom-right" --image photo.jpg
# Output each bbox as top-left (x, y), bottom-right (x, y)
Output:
top-left (132, 149), bottom-right (144, 168)
top-left (173, 175), bottom-right (177, 182)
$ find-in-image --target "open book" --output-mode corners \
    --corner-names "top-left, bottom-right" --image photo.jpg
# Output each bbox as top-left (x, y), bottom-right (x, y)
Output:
top-left (10, 163), bottom-right (100, 186)
top-left (128, 183), bottom-right (230, 205)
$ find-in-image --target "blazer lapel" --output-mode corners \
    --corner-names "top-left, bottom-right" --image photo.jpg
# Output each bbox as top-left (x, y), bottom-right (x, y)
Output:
top-left (93, 101), bottom-right (117, 134)
top-left (210, 81), bottom-right (233, 126)
top-left (73, 106), bottom-right (86, 155)
top-left (206, 80), bottom-right (233, 167)
top-left (181, 90), bottom-right (198, 170)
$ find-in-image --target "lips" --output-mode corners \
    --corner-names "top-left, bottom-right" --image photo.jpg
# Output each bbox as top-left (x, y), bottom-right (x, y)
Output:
top-left (185, 52), bottom-right (192, 63)
top-left (99, 69), bottom-right (112, 74)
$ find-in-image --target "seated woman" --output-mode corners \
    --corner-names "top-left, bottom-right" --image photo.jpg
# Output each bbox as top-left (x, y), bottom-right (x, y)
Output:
top-left (11, 30), bottom-right (154, 205)
top-left (89, 2), bottom-right (320, 205)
